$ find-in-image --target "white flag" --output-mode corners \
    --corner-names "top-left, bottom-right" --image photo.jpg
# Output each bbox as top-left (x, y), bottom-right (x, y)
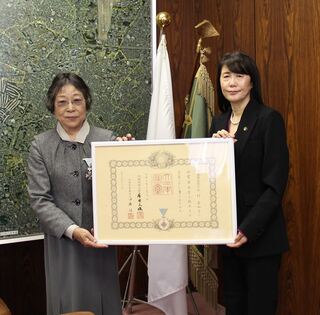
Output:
top-left (147, 34), bottom-right (188, 315)
top-left (147, 35), bottom-right (175, 140)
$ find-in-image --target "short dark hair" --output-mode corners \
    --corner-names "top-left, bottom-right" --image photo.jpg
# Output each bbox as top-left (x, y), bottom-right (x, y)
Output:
top-left (46, 73), bottom-right (92, 113)
top-left (216, 51), bottom-right (263, 112)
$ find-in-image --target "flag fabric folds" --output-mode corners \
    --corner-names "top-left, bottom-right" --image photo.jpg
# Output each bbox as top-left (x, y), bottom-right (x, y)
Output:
top-left (148, 245), bottom-right (188, 315)
top-left (182, 63), bottom-right (214, 138)
top-left (146, 34), bottom-right (175, 140)
top-left (147, 34), bottom-right (188, 315)
top-left (181, 61), bottom-right (219, 308)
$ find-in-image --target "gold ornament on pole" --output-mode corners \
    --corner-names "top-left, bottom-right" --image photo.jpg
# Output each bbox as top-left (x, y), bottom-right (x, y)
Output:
top-left (195, 19), bottom-right (219, 62)
top-left (156, 11), bottom-right (172, 37)
top-left (156, 11), bottom-right (172, 29)
top-left (195, 20), bottom-right (219, 40)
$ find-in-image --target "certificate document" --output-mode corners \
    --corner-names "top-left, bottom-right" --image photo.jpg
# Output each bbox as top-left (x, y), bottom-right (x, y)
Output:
top-left (92, 138), bottom-right (237, 245)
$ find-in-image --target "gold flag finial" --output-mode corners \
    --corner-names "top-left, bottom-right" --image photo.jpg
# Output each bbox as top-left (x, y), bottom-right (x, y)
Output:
top-left (156, 12), bottom-right (172, 29)
top-left (194, 20), bottom-right (219, 62)
top-left (195, 19), bottom-right (219, 39)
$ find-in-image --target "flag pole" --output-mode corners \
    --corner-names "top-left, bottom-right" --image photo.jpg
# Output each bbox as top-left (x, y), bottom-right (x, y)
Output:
top-left (122, 11), bottom-right (172, 315)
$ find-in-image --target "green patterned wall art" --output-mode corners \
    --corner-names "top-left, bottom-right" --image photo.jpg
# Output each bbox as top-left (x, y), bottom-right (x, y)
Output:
top-left (0, 0), bottom-right (152, 241)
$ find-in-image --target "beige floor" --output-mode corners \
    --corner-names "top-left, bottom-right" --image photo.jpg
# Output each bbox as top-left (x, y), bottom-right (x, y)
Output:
top-left (123, 293), bottom-right (225, 315)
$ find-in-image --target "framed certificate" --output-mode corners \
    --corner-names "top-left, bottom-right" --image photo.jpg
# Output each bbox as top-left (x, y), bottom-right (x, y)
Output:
top-left (92, 138), bottom-right (237, 245)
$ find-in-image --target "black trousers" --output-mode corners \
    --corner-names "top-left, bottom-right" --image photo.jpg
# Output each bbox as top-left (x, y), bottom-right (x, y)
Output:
top-left (222, 253), bottom-right (282, 315)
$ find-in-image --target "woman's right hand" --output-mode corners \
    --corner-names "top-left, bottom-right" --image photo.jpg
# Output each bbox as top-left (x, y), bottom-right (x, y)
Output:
top-left (72, 227), bottom-right (108, 248)
top-left (212, 129), bottom-right (237, 142)
top-left (212, 129), bottom-right (233, 138)
top-left (116, 133), bottom-right (135, 141)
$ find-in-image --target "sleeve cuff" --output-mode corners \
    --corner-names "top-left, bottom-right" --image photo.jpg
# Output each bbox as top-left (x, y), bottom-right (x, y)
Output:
top-left (65, 224), bottom-right (79, 240)
top-left (238, 228), bottom-right (247, 238)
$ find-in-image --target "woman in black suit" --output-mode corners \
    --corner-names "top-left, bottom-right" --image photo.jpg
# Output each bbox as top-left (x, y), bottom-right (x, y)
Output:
top-left (210, 52), bottom-right (289, 315)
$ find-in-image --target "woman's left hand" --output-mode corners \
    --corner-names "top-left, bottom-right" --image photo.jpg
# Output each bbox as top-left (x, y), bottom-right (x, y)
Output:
top-left (72, 227), bottom-right (108, 248)
top-left (116, 133), bottom-right (135, 141)
top-left (227, 231), bottom-right (248, 248)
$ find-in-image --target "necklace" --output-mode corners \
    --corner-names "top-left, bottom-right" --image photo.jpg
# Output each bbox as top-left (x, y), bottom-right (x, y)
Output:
top-left (230, 113), bottom-right (240, 125)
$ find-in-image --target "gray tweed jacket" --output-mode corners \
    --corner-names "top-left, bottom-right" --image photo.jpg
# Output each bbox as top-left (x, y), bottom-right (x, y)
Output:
top-left (27, 126), bottom-right (115, 238)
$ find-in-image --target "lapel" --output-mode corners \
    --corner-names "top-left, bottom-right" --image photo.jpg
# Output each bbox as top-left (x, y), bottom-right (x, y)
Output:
top-left (214, 110), bottom-right (231, 131)
top-left (234, 99), bottom-right (261, 160)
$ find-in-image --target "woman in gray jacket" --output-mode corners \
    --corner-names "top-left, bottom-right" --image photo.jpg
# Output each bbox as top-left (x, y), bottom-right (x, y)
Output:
top-left (27, 73), bottom-right (124, 315)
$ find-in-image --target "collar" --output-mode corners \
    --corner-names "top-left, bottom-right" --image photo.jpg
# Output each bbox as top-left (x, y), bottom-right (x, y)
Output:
top-left (56, 120), bottom-right (90, 144)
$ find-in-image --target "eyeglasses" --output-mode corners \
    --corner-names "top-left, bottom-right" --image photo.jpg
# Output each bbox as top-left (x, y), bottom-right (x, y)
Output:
top-left (55, 98), bottom-right (85, 107)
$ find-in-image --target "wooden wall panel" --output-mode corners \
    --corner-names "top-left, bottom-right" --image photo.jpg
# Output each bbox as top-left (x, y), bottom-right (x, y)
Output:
top-left (0, 240), bottom-right (46, 315)
top-left (214, 0), bottom-right (255, 56)
top-left (255, 1), bottom-right (301, 314)
top-left (255, 0), bottom-right (320, 314)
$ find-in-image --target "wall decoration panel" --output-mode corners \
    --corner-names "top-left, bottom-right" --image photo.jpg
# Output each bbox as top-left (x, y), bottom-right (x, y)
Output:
top-left (0, 0), bottom-right (152, 242)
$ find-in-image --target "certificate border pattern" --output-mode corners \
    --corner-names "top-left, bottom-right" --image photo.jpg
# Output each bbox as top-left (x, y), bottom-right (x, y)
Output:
top-left (108, 155), bottom-right (218, 231)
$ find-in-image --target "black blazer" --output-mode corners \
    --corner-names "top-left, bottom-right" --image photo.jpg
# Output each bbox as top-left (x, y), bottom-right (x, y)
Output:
top-left (210, 99), bottom-right (289, 257)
